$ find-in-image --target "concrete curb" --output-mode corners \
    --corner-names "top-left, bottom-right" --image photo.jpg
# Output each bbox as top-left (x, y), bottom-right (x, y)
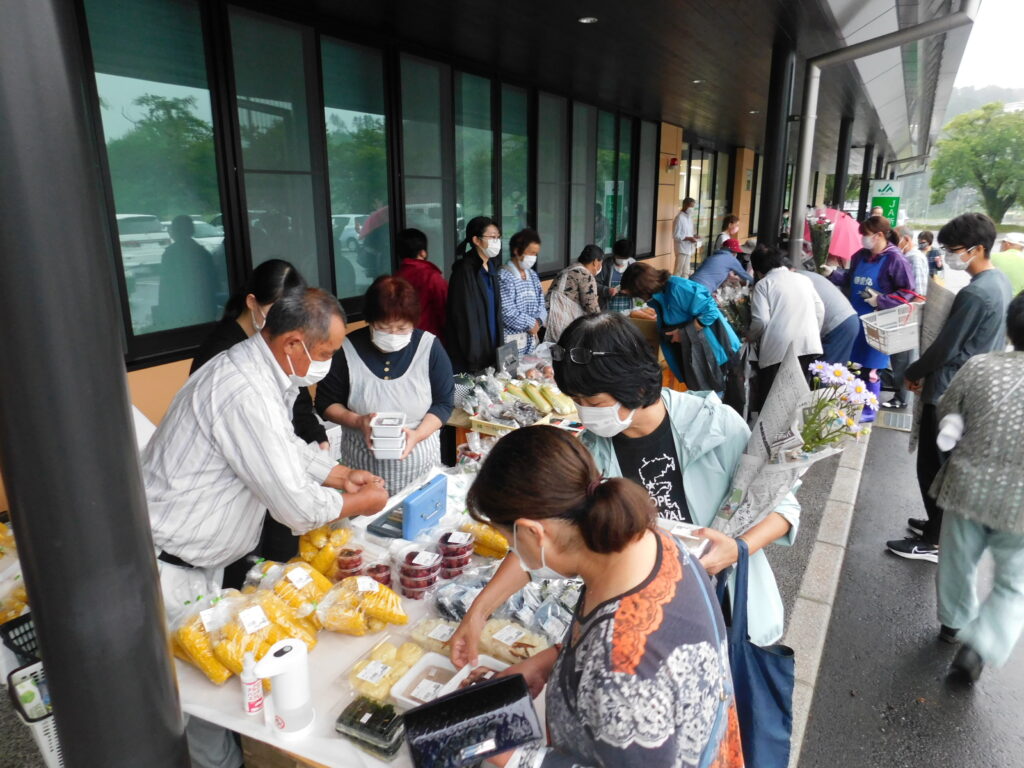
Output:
top-left (784, 432), bottom-right (871, 768)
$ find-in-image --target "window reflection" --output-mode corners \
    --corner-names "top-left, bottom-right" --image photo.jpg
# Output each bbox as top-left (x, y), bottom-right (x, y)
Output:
top-left (322, 39), bottom-right (390, 299)
top-left (85, 0), bottom-right (228, 334)
top-left (501, 85), bottom-right (529, 253)
top-left (456, 74), bottom-right (493, 230)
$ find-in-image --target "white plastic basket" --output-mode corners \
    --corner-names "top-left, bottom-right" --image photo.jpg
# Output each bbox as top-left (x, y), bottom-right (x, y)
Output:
top-left (860, 302), bottom-right (922, 354)
top-left (6, 661), bottom-right (64, 768)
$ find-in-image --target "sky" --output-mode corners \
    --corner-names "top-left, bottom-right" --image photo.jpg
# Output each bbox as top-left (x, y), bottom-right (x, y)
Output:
top-left (953, 0), bottom-right (1024, 89)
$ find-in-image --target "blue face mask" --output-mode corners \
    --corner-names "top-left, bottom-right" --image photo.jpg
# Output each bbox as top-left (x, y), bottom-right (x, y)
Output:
top-left (511, 522), bottom-right (564, 580)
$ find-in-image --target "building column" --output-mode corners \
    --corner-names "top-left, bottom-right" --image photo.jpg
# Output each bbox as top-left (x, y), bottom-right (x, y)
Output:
top-left (756, 31), bottom-right (797, 247)
top-left (833, 116), bottom-right (854, 210)
top-left (874, 153), bottom-right (885, 180)
top-left (858, 143), bottom-right (874, 220)
top-left (0, 2), bottom-right (190, 767)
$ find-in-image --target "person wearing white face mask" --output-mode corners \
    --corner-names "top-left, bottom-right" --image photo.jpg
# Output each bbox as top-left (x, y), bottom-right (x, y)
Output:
top-left (190, 259), bottom-right (333, 588)
top-left (450, 313), bottom-right (800, 667)
top-left (498, 228), bottom-right (547, 353)
top-left (595, 238), bottom-right (638, 313)
top-left (823, 215), bottom-right (916, 417)
top-left (458, 425), bottom-right (744, 768)
top-left (317, 276), bottom-right (454, 491)
top-left (446, 216), bottom-right (505, 373)
top-left (143, 288), bottom-right (388, 768)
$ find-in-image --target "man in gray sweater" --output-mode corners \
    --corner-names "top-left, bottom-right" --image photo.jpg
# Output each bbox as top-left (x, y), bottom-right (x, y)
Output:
top-left (886, 213), bottom-right (1013, 563)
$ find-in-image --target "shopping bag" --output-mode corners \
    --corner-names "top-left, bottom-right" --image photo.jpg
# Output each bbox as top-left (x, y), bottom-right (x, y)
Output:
top-left (717, 539), bottom-right (795, 768)
top-left (545, 267), bottom-right (586, 343)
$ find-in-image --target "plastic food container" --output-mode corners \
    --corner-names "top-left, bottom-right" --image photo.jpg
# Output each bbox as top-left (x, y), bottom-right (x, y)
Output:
top-left (448, 654), bottom-right (509, 690)
top-left (371, 442), bottom-right (405, 461)
top-left (371, 435), bottom-right (406, 450)
top-left (441, 553), bottom-right (472, 569)
top-left (440, 566), bottom-right (467, 580)
top-left (409, 617), bottom-right (459, 655)
top-left (365, 562), bottom-right (392, 588)
top-left (370, 413), bottom-right (406, 438)
top-left (394, 545), bottom-right (442, 578)
top-left (399, 572), bottom-right (438, 590)
top-left (400, 585), bottom-right (432, 601)
top-left (335, 696), bottom-right (405, 761)
top-left (346, 637), bottom-right (426, 701)
top-left (390, 652), bottom-right (458, 710)
top-left (437, 529), bottom-right (475, 558)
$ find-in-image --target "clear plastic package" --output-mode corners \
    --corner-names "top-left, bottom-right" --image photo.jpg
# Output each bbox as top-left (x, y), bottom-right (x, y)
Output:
top-left (345, 637), bottom-right (425, 701)
top-left (316, 576), bottom-right (407, 635)
top-left (479, 619), bottom-right (549, 664)
top-left (389, 652), bottom-right (457, 709)
top-left (335, 695), bottom-right (405, 761)
top-left (408, 617), bottom-right (459, 656)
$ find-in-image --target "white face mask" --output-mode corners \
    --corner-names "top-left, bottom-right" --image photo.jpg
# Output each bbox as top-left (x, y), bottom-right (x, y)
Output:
top-left (287, 340), bottom-right (331, 387)
top-left (615, 258), bottom-right (629, 267)
top-left (512, 522), bottom-right (564, 580)
top-left (484, 237), bottom-right (501, 258)
top-left (578, 401), bottom-right (636, 437)
top-left (250, 306), bottom-right (267, 332)
top-left (945, 246), bottom-right (977, 271)
top-left (519, 254), bottom-right (537, 270)
top-left (371, 327), bottom-right (412, 353)
top-left (861, 234), bottom-right (877, 250)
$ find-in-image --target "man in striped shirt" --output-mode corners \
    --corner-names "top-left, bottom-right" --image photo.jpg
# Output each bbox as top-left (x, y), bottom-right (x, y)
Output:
top-left (143, 288), bottom-right (387, 768)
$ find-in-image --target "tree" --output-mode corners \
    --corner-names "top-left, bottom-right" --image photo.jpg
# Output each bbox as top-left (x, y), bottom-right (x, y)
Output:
top-left (104, 95), bottom-right (219, 219)
top-left (930, 103), bottom-right (1024, 223)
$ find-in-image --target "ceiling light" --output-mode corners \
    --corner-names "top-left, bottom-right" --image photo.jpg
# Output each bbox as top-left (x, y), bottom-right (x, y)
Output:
top-left (692, 79), bottom-right (705, 84)
top-left (749, 110), bottom-right (760, 114)
top-left (578, 16), bottom-right (598, 24)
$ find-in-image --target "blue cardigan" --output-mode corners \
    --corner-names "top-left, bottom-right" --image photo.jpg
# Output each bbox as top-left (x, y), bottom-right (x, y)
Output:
top-left (650, 276), bottom-right (741, 380)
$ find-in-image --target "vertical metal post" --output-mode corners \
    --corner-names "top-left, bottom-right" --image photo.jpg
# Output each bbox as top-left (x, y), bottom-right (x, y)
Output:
top-left (858, 143), bottom-right (875, 220)
top-left (833, 116), bottom-right (854, 210)
top-left (0, 2), bottom-right (190, 766)
top-left (756, 31), bottom-right (797, 248)
top-left (874, 153), bottom-right (885, 181)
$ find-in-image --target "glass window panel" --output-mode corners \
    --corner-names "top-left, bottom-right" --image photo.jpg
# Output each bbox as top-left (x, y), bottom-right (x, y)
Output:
top-left (616, 116), bottom-right (633, 242)
top-left (322, 38), bottom-right (390, 300)
top-left (713, 150), bottom-right (730, 240)
top-left (751, 154), bottom-right (763, 236)
top-left (230, 9), bottom-right (320, 286)
top-left (85, 0), bottom-right (228, 335)
top-left (455, 73), bottom-right (493, 228)
top-left (594, 110), bottom-right (617, 251)
top-left (679, 141), bottom-right (690, 204)
top-left (570, 103), bottom-right (596, 258)
top-left (230, 10), bottom-right (310, 172)
top-left (537, 93), bottom-right (568, 273)
top-left (401, 56), bottom-right (452, 269)
top-left (635, 120), bottom-right (657, 254)
top-left (500, 85), bottom-right (529, 253)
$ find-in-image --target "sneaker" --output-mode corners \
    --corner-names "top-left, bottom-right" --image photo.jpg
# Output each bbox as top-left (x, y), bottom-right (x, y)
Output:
top-left (886, 536), bottom-right (939, 563)
top-left (950, 645), bottom-right (984, 683)
top-left (939, 625), bottom-right (959, 644)
top-left (882, 398), bottom-right (906, 409)
top-left (907, 518), bottom-right (927, 536)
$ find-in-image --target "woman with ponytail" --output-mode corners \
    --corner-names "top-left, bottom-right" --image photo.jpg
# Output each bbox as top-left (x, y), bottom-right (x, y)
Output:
top-left (445, 216), bottom-right (505, 373)
top-left (464, 426), bottom-right (743, 768)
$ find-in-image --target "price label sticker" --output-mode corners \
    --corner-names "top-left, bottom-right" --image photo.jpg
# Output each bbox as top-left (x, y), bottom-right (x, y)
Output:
top-left (447, 532), bottom-right (472, 545)
top-left (427, 623), bottom-right (456, 643)
top-left (286, 567), bottom-right (313, 590)
top-left (356, 661), bottom-right (392, 685)
top-left (199, 608), bottom-right (217, 633)
top-left (238, 606), bottom-right (270, 635)
top-left (543, 617), bottom-right (568, 640)
top-left (356, 576), bottom-right (378, 593)
top-left (412, 551), bottom-right (441, 567)
top-left (409, 679), bottom-right (443, 703)
top-left (360, 712), bottom-right (372, 724)
top-left (492, 624), bottom-right (526, 647)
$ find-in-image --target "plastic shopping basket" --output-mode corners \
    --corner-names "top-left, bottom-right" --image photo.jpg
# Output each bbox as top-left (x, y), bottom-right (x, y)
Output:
top-left (1, 613), bottom-right (39, 666)
top-left (7, 660), bottom-right (64, 768)
top-left (860, 299), bottom-right (924, 355)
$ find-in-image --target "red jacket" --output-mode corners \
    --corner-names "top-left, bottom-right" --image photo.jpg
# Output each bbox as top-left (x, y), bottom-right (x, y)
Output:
top-left (396, 257), bottom-right (448, 342)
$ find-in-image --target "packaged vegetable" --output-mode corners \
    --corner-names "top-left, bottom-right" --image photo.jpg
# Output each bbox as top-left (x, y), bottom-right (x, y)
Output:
top-left (173, 596), bottom-right (233, 685)
top-left (335, 696), bottom-right (405, 761)
top-left (521, 381), bottom-right (553, 414)
top-left (0, 573), bottom-right (28, 625)
top-left (480, 619), bottom-right (549, 664)
top-left (460, 520), bottom-right (509, 558)
top-left (346, 639), bottom-right (424, 701)
top-left (316, 576), bottom-right (407, 635)
top-left (409, 617), bottom-right (459, 656)
top-left (540, 384), bottom-right (575, 416)
top-left (298, 523), bottom-right (352, 576)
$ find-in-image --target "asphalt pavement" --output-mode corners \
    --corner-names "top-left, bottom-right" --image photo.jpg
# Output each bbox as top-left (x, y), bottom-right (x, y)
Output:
top-left (798, 426), bottom-right (1024, 768)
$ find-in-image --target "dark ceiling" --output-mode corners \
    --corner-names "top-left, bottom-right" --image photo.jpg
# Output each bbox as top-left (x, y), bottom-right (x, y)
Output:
top-left (280, 0), bottom-right (894, 168)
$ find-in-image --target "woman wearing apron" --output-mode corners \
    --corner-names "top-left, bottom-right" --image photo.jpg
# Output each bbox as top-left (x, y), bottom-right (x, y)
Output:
top-left (824, 215), bottom-right (915, 416)
top-left (316, 276), bottom-right (454, 493)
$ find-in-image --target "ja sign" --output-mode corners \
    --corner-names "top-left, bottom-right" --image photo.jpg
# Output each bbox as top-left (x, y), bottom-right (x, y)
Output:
top-left (870, 180), bottom-right (902, 226)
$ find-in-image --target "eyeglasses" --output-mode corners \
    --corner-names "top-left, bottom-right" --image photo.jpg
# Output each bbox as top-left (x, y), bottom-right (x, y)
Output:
top-left (550, 345), bottom-right (621, 364)
top-left (942, 245), bottom-right (976, 257)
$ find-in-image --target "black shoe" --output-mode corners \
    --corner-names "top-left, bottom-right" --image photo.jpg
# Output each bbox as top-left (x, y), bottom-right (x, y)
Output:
top-left (951, 645), bottom-right (984, 682)
top-left (882, 398), bottom-right (906, 409)
top-left (907, 518), bottom-right (927, 536)
top-left (886, 536), bottom-right (939, 563)
top-left (939, 625), bottom-right (959, 644)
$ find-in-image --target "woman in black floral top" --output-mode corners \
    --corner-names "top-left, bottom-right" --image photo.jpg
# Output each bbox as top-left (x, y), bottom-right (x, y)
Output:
top-left (547, 244), bottom-right (604, 316)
